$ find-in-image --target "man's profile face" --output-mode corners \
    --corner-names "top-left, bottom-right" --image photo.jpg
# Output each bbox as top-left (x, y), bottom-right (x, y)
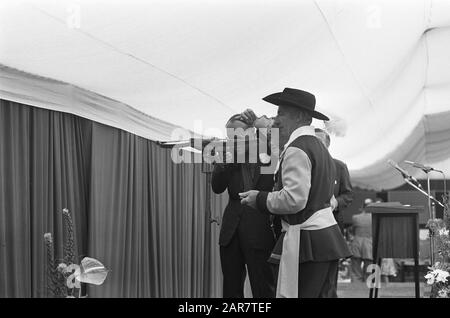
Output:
top-left (273, 105), bottom-right (297, 144)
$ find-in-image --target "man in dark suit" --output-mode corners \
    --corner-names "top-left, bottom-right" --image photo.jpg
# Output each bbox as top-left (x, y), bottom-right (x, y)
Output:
top-left (211, 113), bottom-right (277, 298)
top-left (315, 127), bottom-right (353, 297)
top-left (314, 128), bottom-right (353, 233)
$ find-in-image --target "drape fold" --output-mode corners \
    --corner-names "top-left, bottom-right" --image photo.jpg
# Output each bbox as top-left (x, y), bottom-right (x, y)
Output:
top-left (0, 99), bottom-right (226, 297)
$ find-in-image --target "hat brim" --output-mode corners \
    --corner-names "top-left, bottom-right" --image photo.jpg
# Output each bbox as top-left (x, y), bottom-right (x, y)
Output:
top-left (263, 93), bottom-right (329, 121)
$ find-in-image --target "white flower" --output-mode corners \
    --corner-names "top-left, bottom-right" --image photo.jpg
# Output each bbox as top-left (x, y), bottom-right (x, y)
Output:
top-left (43, 233), bottom-right (53, 242)
top-left (438, 228), bottom-right (449, 236)
top-left (438, 289), bottom-right (449, 298)
top-left (425, 272), bottom-right (435, 285)
top-left (57, 263), bottom-right (68, 273)
top-left (435, 269), bottom-right (449, 283)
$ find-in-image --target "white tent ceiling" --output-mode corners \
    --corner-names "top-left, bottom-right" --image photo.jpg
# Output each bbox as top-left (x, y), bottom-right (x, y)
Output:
top-left (1, 0), bottom-right (450, 190)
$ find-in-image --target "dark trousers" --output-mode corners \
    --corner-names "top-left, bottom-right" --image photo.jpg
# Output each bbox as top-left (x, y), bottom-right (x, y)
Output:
top-left (330, 213), bottom-right (345, 298)
top-left (272, 260), bottom-right (339, 298)
top-left (328, 262), bottom-right (339, 298)
top-left (220, 233), bottom-right (276, 298)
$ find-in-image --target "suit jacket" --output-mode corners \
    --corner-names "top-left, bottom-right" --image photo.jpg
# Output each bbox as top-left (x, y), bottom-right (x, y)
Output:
top-left (212, 161), bottom-right (275, 249)
top-left (332, 158), bottom-right (353, 230)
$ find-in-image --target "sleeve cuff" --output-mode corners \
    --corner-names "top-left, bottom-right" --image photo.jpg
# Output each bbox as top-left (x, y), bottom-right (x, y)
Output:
top-left (256, 191), bottom-right (270, 214)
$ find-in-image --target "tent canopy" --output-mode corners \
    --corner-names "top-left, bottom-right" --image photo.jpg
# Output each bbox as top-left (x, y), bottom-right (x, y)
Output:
top-left (1, 0), bottom-right (450, 190)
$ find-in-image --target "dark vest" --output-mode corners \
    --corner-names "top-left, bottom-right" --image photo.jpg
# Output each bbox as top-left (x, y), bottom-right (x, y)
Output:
top-left (269, 134), bottom-right (352, 263)
top-left (274, 135), bottom-right (335, 225)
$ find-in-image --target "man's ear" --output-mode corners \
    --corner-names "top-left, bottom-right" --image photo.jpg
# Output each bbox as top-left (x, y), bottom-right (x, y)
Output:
top-left (295, 110), bottom-right (304, 123)
top-left (300, 111), bottom-right (313, 125)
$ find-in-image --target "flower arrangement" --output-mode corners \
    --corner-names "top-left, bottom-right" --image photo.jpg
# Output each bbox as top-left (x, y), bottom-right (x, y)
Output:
top-left (44, 209), bottom-right (108, 298)
top-left (425, 262), bottom-right (450, 298)
top-left (425, 193), bottom-right (450, 298)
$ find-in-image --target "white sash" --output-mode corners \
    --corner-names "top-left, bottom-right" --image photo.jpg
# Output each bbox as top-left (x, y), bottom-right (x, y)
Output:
top-left (276, 207), bottom-right (337, 298)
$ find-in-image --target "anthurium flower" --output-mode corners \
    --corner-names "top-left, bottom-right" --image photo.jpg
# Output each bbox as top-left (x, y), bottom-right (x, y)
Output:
top-left (75, 257), bottom-right (108, 285)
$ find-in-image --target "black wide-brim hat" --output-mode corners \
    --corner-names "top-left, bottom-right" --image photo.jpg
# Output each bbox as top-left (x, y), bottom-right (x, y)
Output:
top-left (262, 88), bottom-right (329, 121)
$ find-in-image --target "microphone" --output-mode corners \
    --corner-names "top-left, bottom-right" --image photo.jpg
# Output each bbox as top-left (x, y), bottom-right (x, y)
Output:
top-left (388, 159), bottom-right (422, 188)
top-left (404, 160), bottom-right (441, 173)
top-left (405, 160), bottom-right (447, 198)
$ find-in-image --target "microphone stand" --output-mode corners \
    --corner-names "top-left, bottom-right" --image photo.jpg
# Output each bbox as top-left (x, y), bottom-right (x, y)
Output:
top-left (422, 168), bottom-right (446, 266)
top-left (405, 169), bottom-right (446, 266)
top-left (426, 172), bottom-right (435, 266)
top-left (434, 170), bottom-right (448, 206)
top-left (403, 177), bottom-right (444, 265)
top-left (402, 177), bottom-right (443, 208)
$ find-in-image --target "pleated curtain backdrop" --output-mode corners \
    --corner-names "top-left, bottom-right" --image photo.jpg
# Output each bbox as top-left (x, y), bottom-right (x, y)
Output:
top-left (0, 100), bottom-right (91, 297)
top-left (0, 99), bottom-right (227, 297)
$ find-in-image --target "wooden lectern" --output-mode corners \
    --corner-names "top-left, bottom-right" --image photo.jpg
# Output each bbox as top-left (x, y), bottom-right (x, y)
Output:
top-left (365, 202), bottom-right (423, 298)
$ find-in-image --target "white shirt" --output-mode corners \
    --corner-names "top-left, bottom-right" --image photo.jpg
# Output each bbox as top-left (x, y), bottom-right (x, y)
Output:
top-left (267, 125), bottom-right (315, 215)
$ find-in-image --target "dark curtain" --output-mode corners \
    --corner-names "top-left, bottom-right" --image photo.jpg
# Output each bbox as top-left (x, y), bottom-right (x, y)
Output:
top-left (87, 123), bottom-right (225, 297)
top-left (0, 99), bottom-right (226, 298)
top-left (0, 100), bottom-right (91, 297)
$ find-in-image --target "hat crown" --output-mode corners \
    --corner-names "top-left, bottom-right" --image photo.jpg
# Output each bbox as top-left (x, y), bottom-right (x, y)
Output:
top-left (262, 87), bottom-right (329, 121)
top-left (281, 88), bottom-right (316, 110)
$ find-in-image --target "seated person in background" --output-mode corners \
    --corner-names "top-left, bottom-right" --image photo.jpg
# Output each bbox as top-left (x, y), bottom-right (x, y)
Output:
top-left (349, 198), bottom-right (373, 283)
top-left (211, 110), bottom-right (277, 298)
